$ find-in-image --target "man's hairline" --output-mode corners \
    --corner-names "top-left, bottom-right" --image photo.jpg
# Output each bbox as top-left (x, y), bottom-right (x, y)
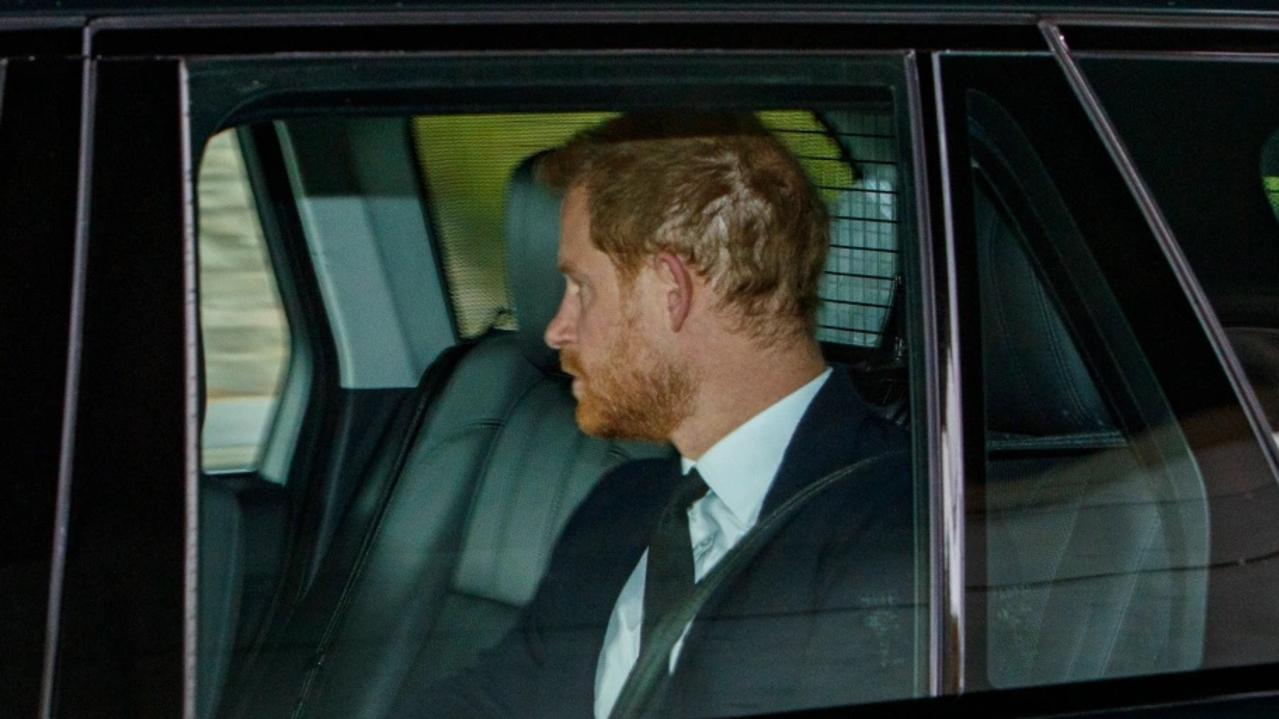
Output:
top-left (558, 162), bottom-right (815, 347)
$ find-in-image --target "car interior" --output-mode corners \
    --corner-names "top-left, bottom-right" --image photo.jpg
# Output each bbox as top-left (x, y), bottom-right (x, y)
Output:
top-left (970, 146), bottom-right (1208, 689)
top-left (196, 106), bottom-right (918, 719)
top-left (193, 85), bottom-right (1279, 717)
top-left (10, 13), bottom-right (1279, 719)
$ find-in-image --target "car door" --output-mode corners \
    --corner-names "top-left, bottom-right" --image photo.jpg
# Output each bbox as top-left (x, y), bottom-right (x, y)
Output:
top-left (23, 6), bottom-right (1279, 719)
top-left (45, 54), bottom-right (191, 719)
top-left (185, 51), bottom-right (935, 719)
top-left (0, 22), bottom-right (89, 719)
top-left (931, 18), bottom-right (1279, 712)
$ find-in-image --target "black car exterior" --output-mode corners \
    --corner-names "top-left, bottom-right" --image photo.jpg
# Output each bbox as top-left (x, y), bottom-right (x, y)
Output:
top-left (3, 2), bottom-right (1279, 717)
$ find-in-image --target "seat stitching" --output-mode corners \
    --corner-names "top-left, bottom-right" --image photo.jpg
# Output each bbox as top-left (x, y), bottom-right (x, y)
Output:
top-left (466, 376), bottom-right (548, 594)
top-left (1096, 501), bottom-right (1162, 675)
top-left (1029, 469), bottom-right (1087, 678)
top-left (543, 428), bottom-right (585, 551)
top-left (1037, 284), bottom-right (1094, 427)
top-left (981, 202), bottom-right (1039, 431)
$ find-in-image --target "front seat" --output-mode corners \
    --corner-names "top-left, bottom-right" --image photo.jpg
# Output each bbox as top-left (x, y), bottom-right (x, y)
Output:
top-left (974, 175), bottom-right (1209, 688)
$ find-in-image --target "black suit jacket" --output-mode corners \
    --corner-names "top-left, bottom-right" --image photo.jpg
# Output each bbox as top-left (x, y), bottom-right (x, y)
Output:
top-left (396, 372), bottom-right (916, 717)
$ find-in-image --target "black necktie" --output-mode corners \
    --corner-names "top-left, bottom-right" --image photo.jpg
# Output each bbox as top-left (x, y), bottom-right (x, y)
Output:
top-left (641, 468), bottom-right (709, 656)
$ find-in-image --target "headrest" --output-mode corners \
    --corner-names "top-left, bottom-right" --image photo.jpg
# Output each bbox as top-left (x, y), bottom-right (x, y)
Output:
top-left (975, 183), bottom-right (1115, 437)
top-left (504, 153), bottom-right (565, 371)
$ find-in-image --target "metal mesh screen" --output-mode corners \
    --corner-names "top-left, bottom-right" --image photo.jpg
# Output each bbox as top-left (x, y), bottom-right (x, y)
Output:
top-left (411, 113), bottom-right (615, 339)
top-left (765, 108), bottom-right (900, 349)
top-left (413, 109), bottom-right (900, 347)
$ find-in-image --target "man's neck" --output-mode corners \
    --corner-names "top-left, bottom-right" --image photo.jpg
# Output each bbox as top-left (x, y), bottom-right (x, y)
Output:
top-left (671, 339), bottom-right (826, 460)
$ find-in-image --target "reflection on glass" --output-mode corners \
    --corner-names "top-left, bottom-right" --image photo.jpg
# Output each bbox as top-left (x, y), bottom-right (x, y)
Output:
top-left (198, 130), bottom-right (290, 471)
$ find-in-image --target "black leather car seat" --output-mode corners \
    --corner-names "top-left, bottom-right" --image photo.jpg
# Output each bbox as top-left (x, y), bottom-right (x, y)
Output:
top-left (974, 179), bottom-right (1209, 688)
top-left (198, 479), bottom-right (245, 719)
top-left (225, 155), bottom-right (670, 719)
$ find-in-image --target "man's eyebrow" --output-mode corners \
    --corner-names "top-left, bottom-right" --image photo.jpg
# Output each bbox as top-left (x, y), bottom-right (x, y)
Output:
top-left (557, 260), bottom-right (578, 276)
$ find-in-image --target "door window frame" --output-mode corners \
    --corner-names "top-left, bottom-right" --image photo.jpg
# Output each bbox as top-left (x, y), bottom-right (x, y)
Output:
top-left (31, 10), bottom-right (1279, 717)
top-left (183, 47), bottom-right (937, 712)
top-left (928, 24), bottom-right (1279, 709)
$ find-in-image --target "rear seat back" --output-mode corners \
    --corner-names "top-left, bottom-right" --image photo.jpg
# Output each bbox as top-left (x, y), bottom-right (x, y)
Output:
top-left (974, 179), bottom-right (1209, 687)
top-left (230, 155), bottom-right (670, 719)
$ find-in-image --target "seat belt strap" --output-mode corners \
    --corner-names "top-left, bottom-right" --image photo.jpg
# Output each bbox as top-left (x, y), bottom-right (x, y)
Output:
top-left (608, 450), bottom-right (909, 719)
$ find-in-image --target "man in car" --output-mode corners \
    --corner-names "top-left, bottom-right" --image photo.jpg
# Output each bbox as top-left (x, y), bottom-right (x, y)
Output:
top-left (395, 113), bottom-right (915, 718)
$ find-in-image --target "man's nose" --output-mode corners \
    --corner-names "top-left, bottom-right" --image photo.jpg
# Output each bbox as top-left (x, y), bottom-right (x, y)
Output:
top-left (544, 293), bottom-right (574, 350)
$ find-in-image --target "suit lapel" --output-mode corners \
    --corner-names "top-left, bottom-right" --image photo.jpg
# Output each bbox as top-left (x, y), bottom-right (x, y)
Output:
top-left (546, 456), bottom-right (682, 715)
top-left (586, 376), bottom-right (884, 717)
top-left (667, 371), bottom-right (894, 714)
top-left (760, 370), bottom-right (871, 516)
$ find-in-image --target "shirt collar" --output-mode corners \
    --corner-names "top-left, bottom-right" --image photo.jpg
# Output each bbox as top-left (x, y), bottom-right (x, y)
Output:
top-left (680, 368), bottom-right (832, 527)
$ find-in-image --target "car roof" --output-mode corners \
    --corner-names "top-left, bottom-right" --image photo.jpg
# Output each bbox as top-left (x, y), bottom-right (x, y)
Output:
top-left (4, 0), bottom-right (1279, 19)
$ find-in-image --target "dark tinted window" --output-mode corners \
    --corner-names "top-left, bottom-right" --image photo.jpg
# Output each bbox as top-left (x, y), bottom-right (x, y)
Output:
top-left (199, 129), bottom-right (292, 472)
top-left (410, 110), bottom-right (903, 351)
top-left (1266, 131), bottom-right (1279, 219)
top-left (0, 58), bottom-right (81, 716)
top-left (969, 89), bottom-right (1206, 689)
top-left (1082, 57), bottom-right (1279, 438)
top-left (941, 55), bottom-right (1279, 691)
top-left (193, 66), bottom-right (927, 719)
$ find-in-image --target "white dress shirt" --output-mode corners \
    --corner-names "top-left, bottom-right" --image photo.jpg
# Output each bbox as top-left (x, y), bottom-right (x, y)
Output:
top-left (592, 368), bottom-right (832, 719)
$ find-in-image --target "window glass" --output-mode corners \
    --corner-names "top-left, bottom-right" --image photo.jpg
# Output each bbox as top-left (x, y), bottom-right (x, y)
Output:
top-left (412, 111), bottom-right (902, 353)
top-left (763, 110), bottom-right (901, 349)
top-left (0, 57), bottom-right (81, 718)
top-left (198, 129), bottom-right (291, 471)
top-left (1081, 58), bottom-right (1279, 439)
top-left (969, 90), bottom-right (1206, 690)
top-left (942, 55), bottom-right (1279, 692)
top-left (411, 113), bottom-right (615, 339)
top-left (1266, 132), bottom-right (1279, 219)
top-left (209, 98), bottom-right (924, 719)
top-left (1256, 129), bottom-right (1279, 440)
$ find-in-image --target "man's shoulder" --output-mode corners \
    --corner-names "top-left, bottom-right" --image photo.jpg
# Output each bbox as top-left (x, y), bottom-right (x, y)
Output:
top-left (822, 369), bottom-right (909, 449)
top-left (855, 409), bottom-right (911, 454)
top-left (776, 372), bottom-right (914, 569)
top-left (767, 369), bottom-right (909, 500)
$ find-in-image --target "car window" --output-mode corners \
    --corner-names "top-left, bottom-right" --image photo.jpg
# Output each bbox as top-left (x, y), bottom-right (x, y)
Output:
top-left (198, 129), bottom-right (292, 473)
top-left (0, 56), bottom-right (81, 719)
top-left (942, 55), bottom-right (1279, 692)
top-left (1080, 57), bottom-right (1279, 440)
top-left (412, 113), bottom-right (616, 339)
top-left (1248, 128), bottom-right (1278, 441)
top-left (411, 110), bottom-right (902, 354)
top-left (1266, 132), bottom-right (1279, 219)
top-left (191, 54), bottom-right (929, 716)
top-left (968, 104), bottom-right (1206, 688)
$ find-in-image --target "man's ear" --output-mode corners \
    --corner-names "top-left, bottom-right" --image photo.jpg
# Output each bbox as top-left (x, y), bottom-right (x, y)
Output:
top-left (654, 251), bottom-right (694, 332)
